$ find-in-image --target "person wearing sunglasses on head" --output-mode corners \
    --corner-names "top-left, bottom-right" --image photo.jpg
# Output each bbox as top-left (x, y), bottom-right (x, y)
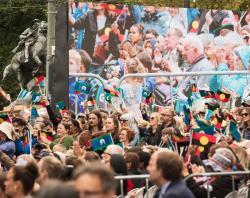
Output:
top-left (239, 107), bottom-right (250, 140)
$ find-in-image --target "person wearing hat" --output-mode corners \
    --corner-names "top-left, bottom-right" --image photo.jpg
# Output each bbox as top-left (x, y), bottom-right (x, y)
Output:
top-left (0, 122), bottom-right (16, 159)
top-left (185, 147), bottom-right (239, 198)
top-left (242, 96), bottom-right (250, 107)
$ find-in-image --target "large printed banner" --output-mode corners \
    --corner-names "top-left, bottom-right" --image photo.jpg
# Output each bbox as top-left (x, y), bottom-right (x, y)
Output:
top-left (66, 2), bottom-right (250, 117)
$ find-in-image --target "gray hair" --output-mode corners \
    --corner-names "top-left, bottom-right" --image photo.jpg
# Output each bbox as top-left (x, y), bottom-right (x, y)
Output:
top-left (183, 34), bottom-right (204, 54)
top-left (224, 32), bottom-right (244, 48)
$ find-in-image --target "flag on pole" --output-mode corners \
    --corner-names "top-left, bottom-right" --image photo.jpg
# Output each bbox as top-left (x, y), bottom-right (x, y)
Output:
top-left (36, 76), bottom-right (45, 85)
top-left (194, 115), bottom-right (215, 135)
top-left (74, 81), bottom-right (91, 94)
top-left (204, 109), bottom-right (214, 120)
top-left (215, 90), bottom-right (230, 102)
top-left (183, 105), bottom-right (192, 126)
top-left (191, 83), bottom-right (198, 92)
top-left (145, 92), bottom-right (154, 104)
top-left (229, 121), bottom-right (241, 142)
top-left (31, 92), bottom-right (42, 103)
top-left (199, 90), bottom-right (215, 98)
top-left (0, 114), bottom-right (10, 123)
top-left (56, 101), bottom-right (66, 113)
top-left (105, 92), bottom-right (112, 104)
top-left (142, 88), bottom-right (150, 98)
top-left (17, 89), bottom-right (31, 99)
top-left (31, 106), bottom-right (39, 119)
top-left (104, 87), bottom-right (119, 97)
top-left (91, 133), bottom-right (114, 151)
top-left (192, 132), bottom-right (216, 152)
top-left (115, 87), bottom-right (124, 98)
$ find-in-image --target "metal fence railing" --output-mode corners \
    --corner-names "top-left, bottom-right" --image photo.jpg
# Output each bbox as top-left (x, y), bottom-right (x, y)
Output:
top-left (69, 71), bottom-right (250, 114)
top-left (115, 174), bottom-right (150, 197)
top-left (114, 171), bottom-right (250, 198)
top-left (118, 71), bottom-right (250, 108)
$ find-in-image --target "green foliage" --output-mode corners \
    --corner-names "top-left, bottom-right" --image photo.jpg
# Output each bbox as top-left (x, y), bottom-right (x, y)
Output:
top-left (0, 1), bottom-right (46, 108)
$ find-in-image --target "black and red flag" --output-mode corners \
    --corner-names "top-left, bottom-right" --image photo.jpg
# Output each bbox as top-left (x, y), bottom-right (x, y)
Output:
top-left (215, 90), bottom-right (231, 102)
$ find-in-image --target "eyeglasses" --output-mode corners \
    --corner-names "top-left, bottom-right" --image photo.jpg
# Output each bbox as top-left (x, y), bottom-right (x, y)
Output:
top-left (150, 117), bottom-right (156, 120)
top-left (161, 114), bottom-right (172, 117)
top-left (120, 119), bottom-right (128, 123)
top-left (103, 152), bottom-right (111, 156)
top-left (79, 190), bottom-right (105, 197)
top-left (242, 113), bottom-right (249, 117)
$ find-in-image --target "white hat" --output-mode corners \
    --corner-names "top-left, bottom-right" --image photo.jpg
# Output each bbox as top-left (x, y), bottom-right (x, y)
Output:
top-left (0, 122), bottom-right (13, 140)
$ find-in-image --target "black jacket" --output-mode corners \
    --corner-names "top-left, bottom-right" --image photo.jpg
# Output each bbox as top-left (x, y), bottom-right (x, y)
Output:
top-left (72, 10), bottom-right (114, 57)
top-left (186, 175), bottom-right (239, 198)
top-left (144, 125), bottom-right (162, 146)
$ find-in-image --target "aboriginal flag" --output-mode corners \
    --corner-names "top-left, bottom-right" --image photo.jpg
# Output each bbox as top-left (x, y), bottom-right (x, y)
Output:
top-left (215, 90), bottom-right (230, 102)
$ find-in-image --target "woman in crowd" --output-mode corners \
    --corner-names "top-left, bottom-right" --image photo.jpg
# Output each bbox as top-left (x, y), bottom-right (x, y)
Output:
top-left (105, 115), bottom-right (121, 144)
top-left (0, 122), bottom-right (16, 159)
top-left (68, 119), bottom-right (81, 140)
top-left (125, 152), bottom-right (145, 190)
top-left (129, 24), bottom-right (144, 52)
top-left (32, 122), bottom-right (46, 138)
top-left (119, 127), bottom-right (135, 149)
top-left (120, 113), bottom-right (140, 146)
top-left (50, 122), bottom-right (73, 150)
top-left (109, 154), bottom-right (129, 196)
top-left (143, 112), bottom-right (162, 146)
top-left (240, 107), bottom-right (250, 139)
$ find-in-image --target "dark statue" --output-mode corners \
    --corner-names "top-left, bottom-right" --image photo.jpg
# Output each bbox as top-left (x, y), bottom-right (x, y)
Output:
top-left (2, 19), bottom-right (47, 89)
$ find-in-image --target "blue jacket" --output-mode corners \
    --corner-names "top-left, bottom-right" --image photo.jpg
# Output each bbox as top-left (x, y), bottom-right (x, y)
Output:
top-left (209, 63), bottom-right (248, 97)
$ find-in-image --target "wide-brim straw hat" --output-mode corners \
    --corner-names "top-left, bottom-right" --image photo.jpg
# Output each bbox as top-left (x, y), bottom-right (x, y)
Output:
top-left (0, 122), bottom-right (13, 140)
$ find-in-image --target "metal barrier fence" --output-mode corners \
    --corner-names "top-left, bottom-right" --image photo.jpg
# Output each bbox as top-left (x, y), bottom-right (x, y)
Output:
top-left (70, 71), bottom-right (250, 115)
top-left (114, 171), bottom-right (250, 198)
top-left (118, 71), bottom-right (250, 108)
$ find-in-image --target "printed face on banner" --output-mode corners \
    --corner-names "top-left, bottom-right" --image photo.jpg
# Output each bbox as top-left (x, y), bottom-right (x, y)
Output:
top-left (68, 2), bottom-right (249, 114)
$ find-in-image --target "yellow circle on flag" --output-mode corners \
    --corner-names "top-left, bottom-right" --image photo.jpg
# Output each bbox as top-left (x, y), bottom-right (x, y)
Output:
top-left (105, 28), bottom-right (111, 36)
top-left (200, 136), bottom-right (209, 145)
top-left (0, 118), bottom-right (3, 124)
top-left (199, 146), bottom-right (204, 152)
top-left (220, 94), bottom-right (225, 100)
top-left (213, 118), bottom-right (218, 125)
top-left (192, 21), bottom-right (199, 29)
top-left (109, 4), bottom-right (116, 10)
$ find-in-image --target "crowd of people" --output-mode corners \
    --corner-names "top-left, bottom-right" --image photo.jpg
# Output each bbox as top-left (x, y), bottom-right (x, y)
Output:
top-left (0, 99), bottom-right (250, 197)
top-left (67, 3), bottom-right (250, 118)
top-left (0, 2), bottom-right (250, 198)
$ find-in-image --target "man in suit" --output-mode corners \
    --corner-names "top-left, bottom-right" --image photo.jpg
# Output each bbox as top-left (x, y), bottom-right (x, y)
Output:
top-left (147, 151), bottom-right (194, 198)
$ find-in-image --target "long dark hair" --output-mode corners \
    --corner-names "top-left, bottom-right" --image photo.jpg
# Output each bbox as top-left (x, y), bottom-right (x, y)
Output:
top-left (109, 154), bottom-right (128, 195)
top-left (88, 110), bottom-right (103, 131)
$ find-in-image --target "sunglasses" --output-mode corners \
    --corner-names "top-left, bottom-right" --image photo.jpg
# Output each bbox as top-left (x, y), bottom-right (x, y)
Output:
top-left (244, 36), bottom-right (249, 42)
top-left (150, 117), bottom-right (156, 120)
top-left (120, 119), bottom-right (128, 123)
top-left (242, 113), bottom-right (249, 117)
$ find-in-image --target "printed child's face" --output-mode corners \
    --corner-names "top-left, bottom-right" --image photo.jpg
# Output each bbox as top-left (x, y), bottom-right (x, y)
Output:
top-left (69, 57), bottom-right (81, 73)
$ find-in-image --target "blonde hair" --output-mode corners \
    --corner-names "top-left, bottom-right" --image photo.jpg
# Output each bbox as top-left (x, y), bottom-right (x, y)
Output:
top-left (69, 49), bottom-right (81, 64)
top-left (150, 112), bottom-right (161, 124)
top-left (232, 146), bottom-right (249, 170)
top-left (173, 116), bottom-right (185, 133)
